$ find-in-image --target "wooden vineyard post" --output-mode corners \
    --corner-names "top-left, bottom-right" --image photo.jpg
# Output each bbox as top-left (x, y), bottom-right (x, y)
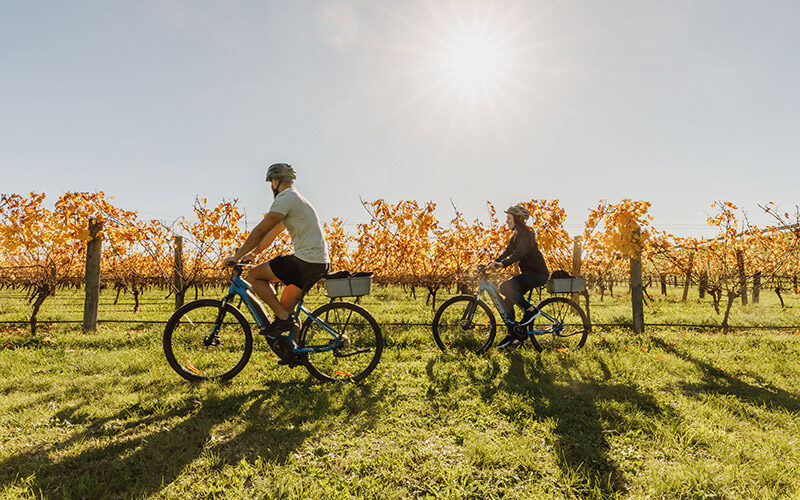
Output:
top-left (630, 225), bottom-right (645, 334)
top-left (174, 235), bottom-right (185, 310)
top-left (752, 271), bottom-right (761, 304)
top-left (82, 218), bottom-right (103, 332)
top-left (682, 252), bottom-right (694, 302)
top-left (571, 235), bottom-right (582, 303)
top-left (660, 275), bottom-right (667, 296)
top-left (737, 250), bottom-right (748, 306)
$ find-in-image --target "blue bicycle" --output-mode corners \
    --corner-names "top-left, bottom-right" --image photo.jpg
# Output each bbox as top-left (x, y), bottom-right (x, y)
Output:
top-left (432, 265), bottom-right (590, 353)
top-left (163, 264), bottom-right (383, 382)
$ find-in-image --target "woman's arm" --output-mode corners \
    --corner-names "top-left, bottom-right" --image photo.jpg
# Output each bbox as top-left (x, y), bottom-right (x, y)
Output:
top-left (499, 231), bottom-right (533, 267)
top-left (489, 236), bottom-right (515, 269)
top-left (495, 236), bottom-right (514, 263)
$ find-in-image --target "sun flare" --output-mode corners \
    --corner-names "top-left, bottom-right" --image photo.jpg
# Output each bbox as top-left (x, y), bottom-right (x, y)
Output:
top-left (366, 0), bottom-right (569, 150)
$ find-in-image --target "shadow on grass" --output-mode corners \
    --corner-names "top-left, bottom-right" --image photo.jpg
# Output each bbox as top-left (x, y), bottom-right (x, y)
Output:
top-left (0, 378), bottom-right (387, 498)
top-left (444, 351), bottom-right (667, 497)
top-left (650, 336), bottom-right (800, 413)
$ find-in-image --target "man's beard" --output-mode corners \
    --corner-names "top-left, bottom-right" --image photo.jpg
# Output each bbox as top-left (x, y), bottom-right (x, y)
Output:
top-left (272, 185), bottom-right (279, 198)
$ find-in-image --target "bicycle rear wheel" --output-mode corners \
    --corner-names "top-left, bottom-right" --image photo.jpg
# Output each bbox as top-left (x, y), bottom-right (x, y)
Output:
top-left (163, 299), bottom-right (253, 382)
top-left (529, 297), bottom-right (590, 353)
top-left (432, 295), bottom-right (496, 354)
top-left (300, 301), bottom-right (383, 382)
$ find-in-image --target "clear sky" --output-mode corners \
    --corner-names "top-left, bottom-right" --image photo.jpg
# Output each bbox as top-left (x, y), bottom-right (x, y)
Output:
top-left (1, 0), bottom-right (798, 237)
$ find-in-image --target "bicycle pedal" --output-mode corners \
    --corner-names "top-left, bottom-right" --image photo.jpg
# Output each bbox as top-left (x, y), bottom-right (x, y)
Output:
top-left (277, 353), bottom-right (305, 367)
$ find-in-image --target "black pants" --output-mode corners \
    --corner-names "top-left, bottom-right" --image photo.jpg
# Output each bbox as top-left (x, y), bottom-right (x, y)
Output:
top-left (498, 272), bottom-right (549, 321)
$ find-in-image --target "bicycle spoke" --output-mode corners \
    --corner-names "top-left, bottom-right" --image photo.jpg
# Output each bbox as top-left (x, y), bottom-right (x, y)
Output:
top-left (302, 302), bottom-right (382, 382)
top-left (341, 308), bottom-right (354, 335)
top-left (164, 300), bottom-right (252, 381)
top-left (432, 297), bottom-right (495, 354)
top-left (530, 297), bottom-right (590, 352)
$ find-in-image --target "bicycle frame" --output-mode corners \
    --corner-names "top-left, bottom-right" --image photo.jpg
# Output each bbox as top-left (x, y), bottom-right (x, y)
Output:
top-left (220, 273), bottom-right (343, 355)
top-left (475, 277), bottom-right (562, 335)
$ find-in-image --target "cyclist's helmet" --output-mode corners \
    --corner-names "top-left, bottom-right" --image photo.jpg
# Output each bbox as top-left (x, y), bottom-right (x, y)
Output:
top-left (505, 205), bottom-right (531, 221)
top-left (266, 163), bottom-right (296, 182)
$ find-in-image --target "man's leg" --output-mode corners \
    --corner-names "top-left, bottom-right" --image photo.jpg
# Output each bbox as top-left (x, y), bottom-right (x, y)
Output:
top-left (280, 284), bottom-right (304, 312)
top-left (247, 262), bottom-right (291, 321)
top-left (280, 285), bottom-right (304, 342)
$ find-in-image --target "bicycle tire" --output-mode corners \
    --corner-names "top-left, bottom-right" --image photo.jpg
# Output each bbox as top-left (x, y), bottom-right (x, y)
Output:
top-left (529, 296), bottom-right (590, 353)
top-left (300, 301), bottom-right (383, 382)
top-left (163, 299), bottom-right (253, 382)
top-left (432, 295), bottom-right (496, 354)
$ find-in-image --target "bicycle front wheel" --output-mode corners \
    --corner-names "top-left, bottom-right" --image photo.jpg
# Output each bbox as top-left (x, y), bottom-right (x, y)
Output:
top-left (432, 295), bottom-right (496, 354)
top-left (300, 301), bottom-right (383, 382)
top-left (529, 297), bottom-right (590, 353)
top-left (163, 299), bottom-right (253, 382)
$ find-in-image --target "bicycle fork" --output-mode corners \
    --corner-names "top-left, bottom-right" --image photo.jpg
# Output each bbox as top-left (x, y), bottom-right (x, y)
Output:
top-left (460, 296), bottom-right (478, 326)
top-left (204, 297), bottom-right (233, 347)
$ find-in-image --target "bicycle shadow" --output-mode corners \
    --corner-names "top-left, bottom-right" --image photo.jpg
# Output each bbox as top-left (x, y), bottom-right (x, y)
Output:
top-left (650, 336), bottom-right (800, 414)
top-left (448, 351), bottom-right (668, 496)
top-left (0, 377), bottom-right (387, 498)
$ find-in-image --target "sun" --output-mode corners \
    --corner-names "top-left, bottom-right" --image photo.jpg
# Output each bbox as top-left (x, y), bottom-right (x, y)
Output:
top-left (443, 33), bottom-right (505, 91)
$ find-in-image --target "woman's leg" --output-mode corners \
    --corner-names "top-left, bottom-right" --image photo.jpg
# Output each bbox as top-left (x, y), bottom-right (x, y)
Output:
top-left (498, 276), bottom-right (530, 322)
top-left (499, 273), bottom-right (549, 322)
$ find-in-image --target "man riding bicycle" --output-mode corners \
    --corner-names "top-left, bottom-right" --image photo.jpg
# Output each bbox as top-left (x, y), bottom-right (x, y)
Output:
top-left (223, 163), bottom-right (329, 352)
top-left (487, 205), bottom-right (549, 348)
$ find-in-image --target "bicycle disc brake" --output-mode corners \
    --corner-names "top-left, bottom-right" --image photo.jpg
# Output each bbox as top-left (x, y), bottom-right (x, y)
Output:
top-left (203, 334), bottom-right (221, 347)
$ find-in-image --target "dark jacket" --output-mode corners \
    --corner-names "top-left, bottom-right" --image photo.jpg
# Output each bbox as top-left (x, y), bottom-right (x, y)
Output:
top-left (496, 226), bottom-right (549, 275)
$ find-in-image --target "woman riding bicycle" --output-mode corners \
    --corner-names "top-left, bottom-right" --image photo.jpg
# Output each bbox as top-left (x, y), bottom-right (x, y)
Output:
top-left (487, 205), bottom-right (549, 348)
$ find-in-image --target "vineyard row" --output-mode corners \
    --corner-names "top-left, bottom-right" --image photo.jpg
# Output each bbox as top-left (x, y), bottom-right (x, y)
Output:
top-left (2, 192), bottom-right (799, 332)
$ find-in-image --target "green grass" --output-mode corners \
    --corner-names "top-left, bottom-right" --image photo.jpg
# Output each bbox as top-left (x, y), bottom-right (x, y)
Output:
top-left (1, 324), bottom-right (800, 499)
top-left (1, 285), bottom-right (800, 498)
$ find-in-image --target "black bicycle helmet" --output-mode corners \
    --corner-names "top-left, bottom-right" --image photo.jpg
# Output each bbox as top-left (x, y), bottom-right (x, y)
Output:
top-left (266, 163), bottom-right (296, 182)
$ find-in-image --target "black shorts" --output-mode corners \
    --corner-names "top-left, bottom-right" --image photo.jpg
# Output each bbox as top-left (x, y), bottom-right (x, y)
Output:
top-left (269, 255), bottom-right (329, 289)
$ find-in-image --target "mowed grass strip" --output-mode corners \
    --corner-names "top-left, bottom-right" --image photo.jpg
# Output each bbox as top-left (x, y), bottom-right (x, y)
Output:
top-left (1, 326), bottom-right (799, 499)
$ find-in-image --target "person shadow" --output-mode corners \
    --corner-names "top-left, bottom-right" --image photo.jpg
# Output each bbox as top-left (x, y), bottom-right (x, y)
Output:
top-left (431, 351), bottom-right (671, 496)
top-left (0, 378), bottom-right (386, 498)
top-left (649, 336), bottom-right (800, 414)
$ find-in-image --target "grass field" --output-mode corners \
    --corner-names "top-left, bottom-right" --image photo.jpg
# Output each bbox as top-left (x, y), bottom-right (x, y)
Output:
top-left (2, 281), bottom-right (799, 330)
top-left (1, 286), bottom-right (800, 498)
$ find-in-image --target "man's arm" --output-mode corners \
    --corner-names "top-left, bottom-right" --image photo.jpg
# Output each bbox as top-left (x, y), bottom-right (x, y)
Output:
top-left (228, 212), bottom-right (285, 263)
top-left (249, 222), bottom-right (285, 256)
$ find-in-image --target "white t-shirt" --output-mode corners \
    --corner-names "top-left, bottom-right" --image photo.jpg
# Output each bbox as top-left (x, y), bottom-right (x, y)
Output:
top-left (269, 187), bottom-right (329, 264)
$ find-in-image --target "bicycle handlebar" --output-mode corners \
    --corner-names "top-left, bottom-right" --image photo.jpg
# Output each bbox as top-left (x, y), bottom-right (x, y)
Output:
top-left (476, 264), bottom-right (495, 279)
top-left (226, 260), bottom-right (255, 278)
